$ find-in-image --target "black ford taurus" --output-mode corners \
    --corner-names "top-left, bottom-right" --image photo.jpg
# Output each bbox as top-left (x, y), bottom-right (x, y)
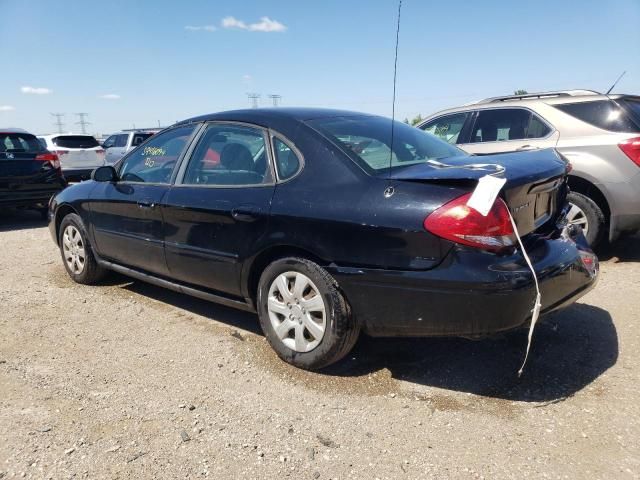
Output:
top-left (48, 108), bottom-right (598, 369)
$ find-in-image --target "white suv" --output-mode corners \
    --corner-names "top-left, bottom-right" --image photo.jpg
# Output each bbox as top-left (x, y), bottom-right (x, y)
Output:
top-left (38, 134), bottom-right (105, 181)
top-left (419, 90), bottom-right (640, 247)
top-left (102, 130), bottom-right (157, 165)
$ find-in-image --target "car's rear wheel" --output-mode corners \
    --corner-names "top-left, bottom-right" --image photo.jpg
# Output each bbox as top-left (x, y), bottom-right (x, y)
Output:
top-left (59, 213), bottom-right (106, 284)
top-left (257, 257), bottom-right (359, 370)
top-left (566, 192), bottom-right (606, 248)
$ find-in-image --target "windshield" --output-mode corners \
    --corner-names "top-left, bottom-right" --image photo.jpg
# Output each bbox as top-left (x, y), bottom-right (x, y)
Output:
top-left (307, 115), bottom-right (465, 174)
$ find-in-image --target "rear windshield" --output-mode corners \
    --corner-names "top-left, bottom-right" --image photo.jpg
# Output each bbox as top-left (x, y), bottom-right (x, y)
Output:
top-left (0, 132), bottom-right (43, 154)
top-left (620, 98), bottom-right (640, 124)
top-left (555, 100), bottom-right (640, 133)
top-left (307, 115), bottom-right (464, 174)
top-left (53, 135), bottom-right (99, 149)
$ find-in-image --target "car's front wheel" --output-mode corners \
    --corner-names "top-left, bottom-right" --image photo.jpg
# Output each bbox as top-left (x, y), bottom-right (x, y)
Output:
top-left (58, 213), bottom-right (107, 284)
top-left (566, 192), bottom-right (606, 248)
top-left (257, 257), bottom-right (359, 370)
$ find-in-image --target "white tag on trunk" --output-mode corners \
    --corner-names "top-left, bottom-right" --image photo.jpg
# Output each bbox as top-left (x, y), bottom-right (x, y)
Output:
top-left (466, 175), bottom-right (507, 216)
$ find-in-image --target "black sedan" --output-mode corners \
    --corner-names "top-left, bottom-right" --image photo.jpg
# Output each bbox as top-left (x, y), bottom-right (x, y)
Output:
top-left (1, 129), bottom-right (66, 217)
top-left (48, 109), bottom-right (598, 369)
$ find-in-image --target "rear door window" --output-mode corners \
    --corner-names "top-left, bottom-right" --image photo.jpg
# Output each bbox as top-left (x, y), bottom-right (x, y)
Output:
top-left (119, 125), bottom-right (196, 183)
top-left (470, 109), bottom-right (550, 142)
top-left (555, 100), bottom-right (640, 132)
top-left (53, 135), bottom-right (99, 149)
top-left (420, 113), bottom-right (469, 144)
top-left (273, 137), bottom-right (301, 180)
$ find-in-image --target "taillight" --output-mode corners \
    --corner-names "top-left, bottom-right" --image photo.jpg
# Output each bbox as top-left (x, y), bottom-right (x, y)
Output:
top-left (36, 152), bottom-right (61, 170)
top-left (619, 137), bottom-right (640, 167)
top-left (424, 192), bottom-right (516, 253)
top-left (95, 148), bottom-right (105, 155)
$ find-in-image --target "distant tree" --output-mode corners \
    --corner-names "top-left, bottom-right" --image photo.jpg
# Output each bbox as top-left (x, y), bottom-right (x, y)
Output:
top-left (514, 89), bottom-right (528, 95)
top-left (409, 114), bottom-right (424, 126)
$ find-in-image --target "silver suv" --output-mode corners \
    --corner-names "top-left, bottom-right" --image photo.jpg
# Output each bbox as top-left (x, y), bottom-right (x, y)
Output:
top-left (419, 90), bottom-right (640, 247)
top-left (102, 130), bottom-right (157, 165)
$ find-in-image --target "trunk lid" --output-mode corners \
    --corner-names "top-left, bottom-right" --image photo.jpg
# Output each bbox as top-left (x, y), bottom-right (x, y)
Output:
top-left (389, 148), bottom-right (568, 237)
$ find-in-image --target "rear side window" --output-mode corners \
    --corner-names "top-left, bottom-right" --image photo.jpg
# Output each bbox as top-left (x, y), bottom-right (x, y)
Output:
top-left (470, 109), bottom-right (551, 143)
top-left (119, 125), bottom-right (196, 183)
top-left (53, 135), bottom-right (99, 149)
top-left (420, 113), bottom-right (469, 144)
top-left (183, 123), bottom-right (271, 186)
top-left (0, 132), bottom-right (42, 153)
top-left (555, 100), bottom-right (639, 133)
top-left (273, 137), bottom-right (301, 180)
top-left (132, 133), bottom-right (153, 146)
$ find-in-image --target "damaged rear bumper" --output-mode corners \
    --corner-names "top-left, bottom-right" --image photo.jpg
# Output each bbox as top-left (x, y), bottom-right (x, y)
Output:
top-left (328, 232), bottom-right (598, 337)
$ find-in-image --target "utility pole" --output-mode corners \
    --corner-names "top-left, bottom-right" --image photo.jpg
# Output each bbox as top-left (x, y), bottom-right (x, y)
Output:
top-left (247, 93), bottom-right (260, 109)
top-left (268, 94), bottom-right (282, 107)
top-left (75, 113), bottom-right (91, 134)
top-left (50, 113), bottom-right (65, 134)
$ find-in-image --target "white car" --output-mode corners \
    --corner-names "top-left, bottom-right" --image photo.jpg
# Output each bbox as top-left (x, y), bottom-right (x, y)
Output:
top-left (38, 134), bottom-right (105, 180)
top-left (102, 130), bottom-right (157, 165)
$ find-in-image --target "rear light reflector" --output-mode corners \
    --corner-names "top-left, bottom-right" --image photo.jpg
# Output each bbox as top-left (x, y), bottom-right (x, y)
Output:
top-left (36, 152), bottom-right (61, 170)
top-left (619, 137), bottom-right (640, 167)
top-left (424, 192), bottom-right (516, 253)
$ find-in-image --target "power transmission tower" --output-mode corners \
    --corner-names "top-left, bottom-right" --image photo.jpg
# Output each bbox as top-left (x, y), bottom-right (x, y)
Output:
top-left (51, 113), bottom-right (65, 134)
top-left (268, 94), bottom-right (282, 107)
top-left (75, 113), bottom-right (91, 134)
top-left (247, 93), bottom-right (260, 109)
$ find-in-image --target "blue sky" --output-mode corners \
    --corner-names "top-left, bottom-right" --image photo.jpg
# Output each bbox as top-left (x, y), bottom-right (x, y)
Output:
top-left (1, 0), bottom-right (639, 135)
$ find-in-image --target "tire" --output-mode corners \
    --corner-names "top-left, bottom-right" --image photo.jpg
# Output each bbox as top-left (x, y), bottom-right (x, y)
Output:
top-left (257, 257), bottom-right (360, 370)
top-left (58, 213), bottom-right (107, 285)
top-left (566, 192), bottom-right (606, 248)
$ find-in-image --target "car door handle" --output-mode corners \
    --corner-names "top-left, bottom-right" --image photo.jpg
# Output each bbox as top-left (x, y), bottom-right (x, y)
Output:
top-left (516, 144), bottom-right (539, 151)
top-left (232, 206), bottom-right (262, 222)
top-left (137, 200), bottom-right (156, 209)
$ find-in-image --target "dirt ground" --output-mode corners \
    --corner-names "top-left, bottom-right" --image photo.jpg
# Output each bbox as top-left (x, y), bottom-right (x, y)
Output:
top-left (0, 209), bottom-right (638, 479)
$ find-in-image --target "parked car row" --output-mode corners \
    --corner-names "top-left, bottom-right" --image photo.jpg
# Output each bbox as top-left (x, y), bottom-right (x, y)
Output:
top-left (419, 90), bottom-right (640, 247)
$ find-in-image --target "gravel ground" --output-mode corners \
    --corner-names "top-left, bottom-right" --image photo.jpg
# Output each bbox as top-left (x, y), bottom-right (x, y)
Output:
top-left (0, 209), bottom-right (638, 479)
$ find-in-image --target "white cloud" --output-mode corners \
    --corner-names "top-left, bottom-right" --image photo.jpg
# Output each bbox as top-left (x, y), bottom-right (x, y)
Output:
top-left (99, 94), bottom-right (121, 100)
top-left (0, 105), bottom-right (15, 112)
top-left (21, 86), bottom-right (52, 95)
top-left (185, 25), bottom-right (217, 32)
top-left (222, 16), bottom-right (286, 32)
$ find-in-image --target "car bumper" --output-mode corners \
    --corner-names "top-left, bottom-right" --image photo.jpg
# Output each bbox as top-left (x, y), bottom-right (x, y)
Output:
top-left (0, 189), bottom-right (63, 210)
top-left (328, 230), bottom-right (598, 337)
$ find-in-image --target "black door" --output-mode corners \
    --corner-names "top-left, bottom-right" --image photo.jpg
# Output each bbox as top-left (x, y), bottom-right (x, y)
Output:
top-left (162, 122), bottom-right (275, 297)
top-left (89, 125), bottom-right (197, 275)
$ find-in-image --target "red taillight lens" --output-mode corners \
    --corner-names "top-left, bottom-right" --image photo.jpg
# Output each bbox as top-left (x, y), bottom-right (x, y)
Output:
top-left (424, 192), bottom-right (516, 253)
top-left (95, 148), bottom-right (105, 155)
top-left (619, 137), bottom-right (640, 167)
top-left (35, 152), bottom-right (61, 170)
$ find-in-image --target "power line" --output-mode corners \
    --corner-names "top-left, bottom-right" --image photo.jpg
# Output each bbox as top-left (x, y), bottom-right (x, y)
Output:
top-left (50, 113), bottom-right (65, 134)
top-left (247, 93), bottom-right (260, 109)
top-left (268, 94), bottom-right (282, 107)
top-left (75, 113), bottom-right (91, 134)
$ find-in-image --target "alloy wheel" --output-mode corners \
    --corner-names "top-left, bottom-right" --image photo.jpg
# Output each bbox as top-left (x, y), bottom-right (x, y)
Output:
top-left (62, 225), bottom-right (86, 274)
top-left (267, 271), bottom-right (326, 352)
top-left (566, 202), bottom-right (589, 236)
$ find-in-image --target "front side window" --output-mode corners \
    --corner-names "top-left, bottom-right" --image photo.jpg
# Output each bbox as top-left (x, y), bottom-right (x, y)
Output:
top-left (182, 123), bottom-right (271, 186)
top-left (555, 100), bottom-right (639, 133)
top-left (132, 133), bottom-right (153, 146)
top-left (102, 135), bottom-right (116, 148)
top-left (273, 137), bottom-right (301, 180)
top-left (119, 125), bottom-right (195, 183)
top-left (420, 113), bottom-right (469, 144)
top-left (114, 134), bottom-right (129, 148)
top-left (308, 115), bottom-right (464, 174)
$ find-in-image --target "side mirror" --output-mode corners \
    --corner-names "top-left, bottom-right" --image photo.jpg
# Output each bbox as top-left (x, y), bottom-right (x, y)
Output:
top-left (91, 165), bottom-right (118, 182)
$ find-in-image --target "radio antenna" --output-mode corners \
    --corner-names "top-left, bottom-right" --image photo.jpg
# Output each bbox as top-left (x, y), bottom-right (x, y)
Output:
top-left (386, 0), bottom-right (402, 188)
top-left (606, 71), bottom-right (626, 95)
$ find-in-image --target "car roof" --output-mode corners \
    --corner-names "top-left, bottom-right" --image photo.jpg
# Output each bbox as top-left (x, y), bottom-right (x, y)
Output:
top-left (0, 127), bottom-right (31, 134)
top-left (176, 107), bottom-right (376, 126)
top-left (424, 91), bottom-right (632, 120)
top-left (38, 133), bottom-right (96, 138)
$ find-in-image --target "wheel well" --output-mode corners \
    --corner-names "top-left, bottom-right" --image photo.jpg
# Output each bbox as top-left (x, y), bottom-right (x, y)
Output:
top-left (567, 176), bottom-right (610, 221)
top-left (54, 204), bottom-right (78, 245)
top-left (246, 246), bottom-right (326, 305)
